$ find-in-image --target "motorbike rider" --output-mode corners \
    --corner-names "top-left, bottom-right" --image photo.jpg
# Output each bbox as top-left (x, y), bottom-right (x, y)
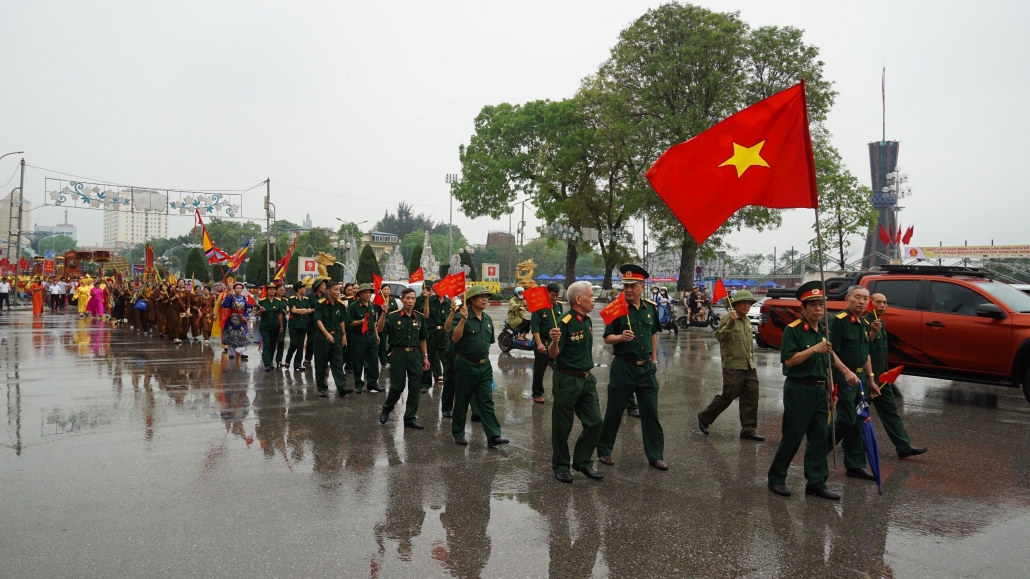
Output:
top-left (688, 286), bottom-right (707, 323)
top-left (507, 286), bottom-right (532, 340)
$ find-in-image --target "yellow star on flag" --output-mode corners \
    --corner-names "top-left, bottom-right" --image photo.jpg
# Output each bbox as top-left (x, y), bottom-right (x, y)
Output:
top-left (718, 140), bottom-right (770, 178)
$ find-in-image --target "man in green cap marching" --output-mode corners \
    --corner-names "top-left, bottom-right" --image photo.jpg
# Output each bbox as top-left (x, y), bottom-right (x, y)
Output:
top-left (376, 287), bottom-right (431, 429)
top-left (596, 264), bottom-right (667, 471)
top-left (767, 280), bottom-right (838, 500)
top-left (450, 285), bottom-right (508, 448)
top-left (304, 277), bottom-right (329, 370)
top-left (348, 283), bottom-right (382, 393)
top-left (698, 289), bottom-right (764, 440)
top-left (285, 281), bottom-right (313, 371)
top-left (548, 280), bottom-right (603, 483)
top-left (257, 283), bottom-right (286, 372)
top-left (312, 281), bottom-right (352, 398)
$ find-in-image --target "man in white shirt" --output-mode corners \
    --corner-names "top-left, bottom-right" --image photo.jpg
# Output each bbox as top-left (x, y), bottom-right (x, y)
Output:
top-left (0, 277), bottom-right (9, 313)
top-left (58, 278), bottom-right (69, 309)
top-left (49, 277), bottom-right (63, 312)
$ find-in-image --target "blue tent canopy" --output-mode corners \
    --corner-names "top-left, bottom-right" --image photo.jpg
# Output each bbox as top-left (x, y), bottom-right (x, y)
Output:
top-left (537, 274), bottom-right (552, 280)
top-left (551, 274), bottom-right (567, 280)
top-left (759, 280), bottom-right (778, 288)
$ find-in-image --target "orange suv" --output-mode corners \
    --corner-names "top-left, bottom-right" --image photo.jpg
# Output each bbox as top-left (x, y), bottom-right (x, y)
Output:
top-left (758, 266), bottom-right (1030, 404)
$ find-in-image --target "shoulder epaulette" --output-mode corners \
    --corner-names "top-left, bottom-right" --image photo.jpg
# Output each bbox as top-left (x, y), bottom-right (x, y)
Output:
top-left (835, 311), bottom-right (848, 319)
top-left (561, 313), bottom-right (572, 324)
top-left (788, 319), bottom-right (802, 328)
top-left (644, 298), bottom-right (656, 306)
top-left (388, 309), bottom-right (401, 315)
top-left (318, 298), bottom-right (326, 303)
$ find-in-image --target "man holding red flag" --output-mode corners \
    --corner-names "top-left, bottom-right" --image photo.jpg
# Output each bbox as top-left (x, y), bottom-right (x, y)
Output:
top-left (348, 283), bottom-right (382, 393)
top-left (528, 283), bottom-right (563, 404)
top-left (420, 281), bottom-right (452, 392)
top-left (596, 264), bottom-right (667, 471)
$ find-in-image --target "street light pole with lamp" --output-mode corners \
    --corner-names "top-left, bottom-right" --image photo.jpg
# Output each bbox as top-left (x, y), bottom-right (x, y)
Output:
top-left (882, 166), bottom-right (913, 260)
top-left (2, 152), bottom-right (25, 304)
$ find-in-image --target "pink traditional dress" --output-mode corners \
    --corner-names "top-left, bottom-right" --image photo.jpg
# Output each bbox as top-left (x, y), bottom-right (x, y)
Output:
top-left (87, 286), bottom-right (106, 317)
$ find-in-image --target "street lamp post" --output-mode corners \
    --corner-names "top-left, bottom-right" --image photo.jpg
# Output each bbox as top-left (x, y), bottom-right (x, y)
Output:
top-left (882, 166), bottom-right (913, 260)
top-left (445, 174), bottom-right (459, 259)
top-left (2, 153), bottom-right (25, 304)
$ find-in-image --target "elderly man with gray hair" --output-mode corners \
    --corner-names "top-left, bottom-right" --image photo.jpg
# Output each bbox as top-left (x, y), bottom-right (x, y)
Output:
top-left (547, 280), bottom-right (604, 483)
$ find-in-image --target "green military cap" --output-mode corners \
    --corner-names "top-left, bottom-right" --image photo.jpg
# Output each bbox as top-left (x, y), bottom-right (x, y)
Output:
top-left (619, 263), bottom-right (649, 284)
top-left (292, 281), bottom-right (305, 292)
top-left (795, 280), bottom-right (826, 302)
top-left (731, 289), bottom-right (757, 304)
top-left (356, 283), bottom-right (374, 293)
top-left (464, 285), bottom-right (491, 299)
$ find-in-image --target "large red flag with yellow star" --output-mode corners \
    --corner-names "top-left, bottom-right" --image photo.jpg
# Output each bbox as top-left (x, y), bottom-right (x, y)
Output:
top-left (645, 82), bottom-right (818, 245)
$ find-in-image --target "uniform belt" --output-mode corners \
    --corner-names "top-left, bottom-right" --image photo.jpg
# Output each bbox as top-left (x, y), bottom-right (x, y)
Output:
top-left (395, 346), bottom-right (417, 352)
top-left (457, 352), bottom-right (487, 364)
top-left (554, 366), bottom-right (590, 378)
top-left (433, 325), bottom-right (443, 330)
top-left (617, 355), bottom-right (650, 366)
top-left (793, 378), bottom-right (827, 387)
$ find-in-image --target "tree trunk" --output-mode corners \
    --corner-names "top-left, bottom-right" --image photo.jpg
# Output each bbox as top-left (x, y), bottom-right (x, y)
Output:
top-left (676, 235), bottom-right (697, 298)
top-left (564, 240), bottom-right (578, 290)
top-left (602, 267), bottom-right (613, 290)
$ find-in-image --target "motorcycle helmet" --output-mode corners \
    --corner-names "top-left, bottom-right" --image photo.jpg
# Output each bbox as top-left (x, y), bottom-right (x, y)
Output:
top-left (514, 286), bottom-right (524, 298)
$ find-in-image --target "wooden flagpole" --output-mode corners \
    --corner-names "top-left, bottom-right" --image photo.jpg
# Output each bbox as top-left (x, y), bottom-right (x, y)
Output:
top-left (814, 207), bottom-right (837, 469)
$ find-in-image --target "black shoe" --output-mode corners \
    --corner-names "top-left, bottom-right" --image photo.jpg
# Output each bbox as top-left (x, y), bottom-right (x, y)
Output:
top-left (740, 433), bottom-right (765, 441)
top-left (240, 355), bottom-right (249, 360)
top-left (420, 388), bottom-right (429, 393)
top-left (471, 415), bottom-right (482, 423)
top-left (368, 386), bottom-right (382, 393)
top-left (404, 421), bottom-right (424, 430)
top-left (768, 482), bottom-right (791, 497)
top-left (354, 389), bottom-right (363, 394)
top-left (898, 446), bottom-right (928, 459)
top-left (338, 388), bottom-right (353, 397)
top-left (293, 367), bottom-right (303, 371)
top-left (555, 471), bottom-right (573, 484)
top-left (264, 366), bottom-right (273, 372)
top-left (627, 409), bottom-right (641, 418)
top-left (846, 468), bottom-right (877, 481)
top-left (441, 410), bottom-right (452, 418)
top-left (805, 486), bottom-right (841, 500)
top-left (697, 412), bottom-right (709, 435)
top-left (318, 390), bottom-right (328, 398)
top-left (487, 436), bottom-right (510, 448)
top-left (379, 411), bottom-right (389, 424)
top-left (573, 466), bottom-right (604, 481)
top-left (454, 437), bottom-right (468, 446)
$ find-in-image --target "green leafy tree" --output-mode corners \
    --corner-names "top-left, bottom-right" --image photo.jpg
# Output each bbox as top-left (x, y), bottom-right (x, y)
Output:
top-left (408, 245), bottom-right (423, 275)
top-left (33, 235), bottom-right (77, 256)
top-left (374, 202), bottom-right (439, 240)
top-left (438, 264), bottom-right (449, 279)
top-left (809, 128), bottom-right (877, 270)
top-left (183, 248), bottom-right (210, 283)
top-left (459, 251), bottom-right (477, 281)
top-left (246, 243), bottom-right (269, 285)
top-left (327, 262), bottom-right (345, 282)
top-left (356, 244), bottom-right (380, 283)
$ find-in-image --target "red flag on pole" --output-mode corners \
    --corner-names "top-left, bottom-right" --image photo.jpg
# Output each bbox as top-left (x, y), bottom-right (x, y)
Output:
top-left (361, 313), bottom-right (370, 334)
top-left (409, 267), bottom-right (425, 284)
top-left (902, 225), bottom-right (914, 246)
top-left (433, 271), bottom-right (466, 299)
top-left (274, 233), bottom-right (298, 281)
top-left (878, 224), bottom-right (891, 247)
top-left (372, 273), bottom-right (385, 306)
top-left (599, 293), bottom-right (630, 326)
top-left (879, 365), bottom-right (904, 385)
top-left (523, 285), bottom-right (551, 313)
top-left (711, 279), bottom-right (728, 304)
top-left (895, 226), bottom-right (903, 246)
top-left (645, 83), bottom-right (818, 245)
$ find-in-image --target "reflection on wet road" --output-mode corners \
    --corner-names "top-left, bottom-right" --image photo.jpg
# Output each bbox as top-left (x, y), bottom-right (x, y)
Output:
top-left (2, 310), bottom-right (1028, 578)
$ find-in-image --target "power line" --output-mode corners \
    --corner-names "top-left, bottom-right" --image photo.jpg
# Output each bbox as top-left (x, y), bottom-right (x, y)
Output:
top-left (0, 164), bottom-right (19, 190)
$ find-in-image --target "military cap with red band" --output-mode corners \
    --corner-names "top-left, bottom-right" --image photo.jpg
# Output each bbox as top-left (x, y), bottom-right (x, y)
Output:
top-left (619, 263), bottom-right (649, 284)
top-left (795, 280), bottom-right (826, 302)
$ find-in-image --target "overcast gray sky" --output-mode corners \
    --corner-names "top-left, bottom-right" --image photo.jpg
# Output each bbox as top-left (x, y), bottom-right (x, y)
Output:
top-left (2, 1), bottom-right (1026, 261)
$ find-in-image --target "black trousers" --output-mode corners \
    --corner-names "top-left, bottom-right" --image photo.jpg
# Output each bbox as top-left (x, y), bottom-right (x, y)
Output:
top-left (0, 293), bottom-right (8, 310)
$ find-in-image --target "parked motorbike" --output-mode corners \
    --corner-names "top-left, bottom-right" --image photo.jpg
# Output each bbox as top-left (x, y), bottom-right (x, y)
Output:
top-left (498, 320), bottom-right (536, 353)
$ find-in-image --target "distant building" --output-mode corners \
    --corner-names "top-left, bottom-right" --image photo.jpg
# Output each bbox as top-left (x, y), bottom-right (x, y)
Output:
top-left (487, 231), bottom-right (515, 247)
top-left (361, 231), bottom-right (400, 259)
top-left (102, 190), bottom-right (168, 247)
top-left (0, 188), bottom-right (32, 250)
top-left (35, 210), bottom-right (77, 241)
top-left (302, 213), bottom-right (313, 229)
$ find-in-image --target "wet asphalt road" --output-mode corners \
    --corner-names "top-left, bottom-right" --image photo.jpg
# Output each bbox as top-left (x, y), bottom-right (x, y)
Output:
top-left (2, 307), bottom-right (1029, 579)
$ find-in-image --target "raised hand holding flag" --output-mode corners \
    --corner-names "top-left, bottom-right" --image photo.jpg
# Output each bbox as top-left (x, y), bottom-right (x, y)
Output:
top-left (433, 271), bottom-right (466, 299)
top-left (711, 279), bottom-right (728, 304)
top-left (409, 267), bottom-right (425, 284)
top-left (372, 273), bottom-right (385, 306)
top-left (523, 285), bottom-right (556, 327)
top-left (599, 292), bottom-right (630, 326)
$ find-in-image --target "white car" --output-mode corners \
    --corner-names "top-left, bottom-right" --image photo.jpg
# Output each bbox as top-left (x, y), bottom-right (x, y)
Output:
top-left (746, 297), bottom-right (766, 335)
top-left (1014, 284), bottom-right (1030, 297)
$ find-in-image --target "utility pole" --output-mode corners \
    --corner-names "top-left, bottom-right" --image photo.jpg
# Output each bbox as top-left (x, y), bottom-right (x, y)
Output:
top-left (264, 179), bottom-right (272, 284)
top-left (11, 159), bottom-right (25, 305)
top-left (642, 216), bottom-right (648, 273)
top-left (445, 174), bottom-right (459, 258)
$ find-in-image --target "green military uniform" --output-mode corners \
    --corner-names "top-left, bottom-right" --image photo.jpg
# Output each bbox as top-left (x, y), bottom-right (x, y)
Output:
top-left (422, 294), bottom-right (452, 388)
top-left (312, 295), bottom-right (351, 395)
top-left (828, 310), bottom-right (871, 470)
top-left (304, 282), bottom-right (328, 367)
top-left (258, 294), bottom-right (286, 369)
top-left (284, 288), bottom-right (309, 370)
top-left (596, 297), bottom-right (664, 463)
top-left (551, 309), bottom-right (602, 474)
top-left (440, 309), bottom-right (482, 419)
top-left (700, 290), bottom-right (760, 436)
top-left (273, 296), bottom-right (287, 365)
top-left (381, 307), bottom-right (429, 423)
top-left (767, 316), bottom-right (832, 490)
top-left (451, 301), bottom-right (501, 442)
top-left (377, 296), bottom-right (399, 368)
top-left (348, 294), bottom-right (382, 392)
top-left (531, 300), bottom-right (564, 399)
top-left (865, 312), bottom-right (914, 452)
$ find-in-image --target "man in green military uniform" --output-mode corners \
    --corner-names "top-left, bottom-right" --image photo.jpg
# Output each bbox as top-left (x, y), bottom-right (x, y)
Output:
top-left (828, 285), bottom-right (879, 483)
top-left (698, 289), bottom-right (764, 440)
top-left (531, 282), bottom-right (563, 404)
top-left (304, 277), bottom-right (329, 370)
top-left (767, 281), bottom-right (838, 500)
top-left (548, 280), bottom-right (603, 483)
top-left (377, 284), bottom-right (400, 368)
top-left (312, 282), bottom-right (353, 398)
top-left (348, 283), bottom-right (382, 393)
top-left (273, 284), bottom-right (288, 367)
top-left (450, 285), bottom-right (509, 448)
top-left (596, 264), bottom-right (667, 471)
top-left (868, 292), bottom-right (927, 458)
top-left (376, 287), bottom-right (431, 428)
top-left (439, 298), bottom-right (482, 421)
top-left (284, 281), bottom-right (313, 371)
top-left (257, 283), bottom-right (286, 372)
top-left (421, 281), bottom-right (451, 392)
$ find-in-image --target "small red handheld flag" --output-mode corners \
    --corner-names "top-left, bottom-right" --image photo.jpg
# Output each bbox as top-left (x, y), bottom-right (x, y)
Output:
top-left (523, 286), bottom-right (551, 313)
top-left (646, 82), bottom-right (818, 245)
top-left (361, 313), bottom-right (370, 334)
top-left (409, 267), bottom-right (425, 284)
top-left (599, 293), bottom-right (629, 326)
top-left (879, 365), bottom-right (904, 385)
top-left (711, 279), bottom-right (728, 304)
top-left (433, 271), bottom-right (466, 299)
top-left (372, 273), bottom-right (385, 306)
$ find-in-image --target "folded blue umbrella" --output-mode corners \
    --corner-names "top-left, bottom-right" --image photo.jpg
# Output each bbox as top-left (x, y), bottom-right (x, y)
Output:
top-left (857, 380), bottom-right (883, 494)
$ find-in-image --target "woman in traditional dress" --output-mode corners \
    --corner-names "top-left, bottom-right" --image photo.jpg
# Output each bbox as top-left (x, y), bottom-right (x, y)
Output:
top-left (87, 283), bottom-right (106, 318)
top-left (30, 277), bottom-right (45, 315)
top-left (198, 286), bottom-right (215, 343)
top-left (221, 282), bottom-right (253, 361)
top-left (75, 277), bottom-right (92, 316)
top-left (169, 279), bottom-right (190, 344)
